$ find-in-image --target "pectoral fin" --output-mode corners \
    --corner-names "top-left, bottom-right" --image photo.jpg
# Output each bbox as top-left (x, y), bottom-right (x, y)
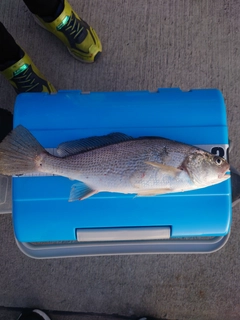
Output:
top-left (145, 161), bottom-right (182, 176)
top-left (69, 182), bottom-right (97, 201)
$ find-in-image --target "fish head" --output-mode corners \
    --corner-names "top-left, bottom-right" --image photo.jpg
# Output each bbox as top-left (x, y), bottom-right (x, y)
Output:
top-left (182, 150), bottom-right (230, 186)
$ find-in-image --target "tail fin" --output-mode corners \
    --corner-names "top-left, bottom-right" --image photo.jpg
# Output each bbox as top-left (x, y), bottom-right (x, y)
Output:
top-left (0, 125), bottom-right (45, 176)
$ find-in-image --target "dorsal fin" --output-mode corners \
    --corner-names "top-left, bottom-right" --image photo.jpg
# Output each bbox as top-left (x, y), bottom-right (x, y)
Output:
top-left (57, 132), bottom-right (133, 157)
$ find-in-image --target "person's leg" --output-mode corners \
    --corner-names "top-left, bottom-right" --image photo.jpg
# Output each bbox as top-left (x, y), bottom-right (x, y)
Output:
top-left (0, 108), bottom-right (13, 142)
top-left (22, 0), bottom-right (62, 18)
top-left (0, 22), bottom-right (56, 94)
top-left (0, 22), bottom-right (22, 65)
top-left (23, 0), bottom-right (102, 63)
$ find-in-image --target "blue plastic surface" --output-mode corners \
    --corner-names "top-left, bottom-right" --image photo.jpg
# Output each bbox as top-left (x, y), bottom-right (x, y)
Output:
top-left (12, 89), bottom-right (231, 242)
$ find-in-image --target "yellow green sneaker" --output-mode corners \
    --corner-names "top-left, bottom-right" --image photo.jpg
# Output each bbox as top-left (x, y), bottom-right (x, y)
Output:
top-left (33, 0), bottom-right (102, 63)
top-left (0, 48), bottom-right (56, 94)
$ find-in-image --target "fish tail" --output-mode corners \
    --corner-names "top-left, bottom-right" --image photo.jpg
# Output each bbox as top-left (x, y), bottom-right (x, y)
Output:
top-left (0, 125), bottom-right (46, 176)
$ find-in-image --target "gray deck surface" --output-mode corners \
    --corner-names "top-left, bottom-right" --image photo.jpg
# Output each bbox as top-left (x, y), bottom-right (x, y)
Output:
top-left (0, 1), bottom-right (240, 320)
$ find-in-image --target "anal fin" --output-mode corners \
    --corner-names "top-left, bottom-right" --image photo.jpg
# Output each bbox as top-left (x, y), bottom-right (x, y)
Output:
top-left (69, 182), bottom-right (97, 201)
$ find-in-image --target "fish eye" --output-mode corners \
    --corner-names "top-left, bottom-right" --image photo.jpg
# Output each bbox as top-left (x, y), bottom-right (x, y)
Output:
top-left (214, 156), bottom-right (223, 166)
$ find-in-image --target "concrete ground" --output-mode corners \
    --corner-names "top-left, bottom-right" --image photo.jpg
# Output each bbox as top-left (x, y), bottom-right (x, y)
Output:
top-left (0, 0), bottom-right (240, 319)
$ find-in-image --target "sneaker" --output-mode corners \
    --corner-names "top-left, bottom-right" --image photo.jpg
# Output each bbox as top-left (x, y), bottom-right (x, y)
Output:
top-left (33, 0), bottom-right (102, 63)
top-left (17, 309), bottom-right (51, 320)
top-left (0, 48), bottom-right (56, 94)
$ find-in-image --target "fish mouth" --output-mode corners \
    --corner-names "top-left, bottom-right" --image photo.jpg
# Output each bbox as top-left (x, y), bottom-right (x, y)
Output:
top-left (218, 172), bottom-right (231, 180)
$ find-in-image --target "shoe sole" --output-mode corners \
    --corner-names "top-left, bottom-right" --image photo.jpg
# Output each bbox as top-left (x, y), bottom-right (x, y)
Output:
top-left (17, 309), bottom-right (51, 320)
top-left (33, 309), bottom-right (51, 320)
top-left (33, 15), bottom-right (101, 64)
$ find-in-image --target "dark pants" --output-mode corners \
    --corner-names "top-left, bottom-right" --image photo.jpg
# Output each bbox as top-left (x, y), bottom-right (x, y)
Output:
top-left (22, 0), bottom-right (61, 16)
top-left (0, 0), bottom-right (62, 64)
top-left (0, 0), bottom-right (63, 138)
top-left (0, 109), bottom-right (13, 142)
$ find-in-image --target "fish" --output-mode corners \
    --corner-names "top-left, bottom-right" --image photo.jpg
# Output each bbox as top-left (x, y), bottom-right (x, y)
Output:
top-left (0, 125), bottom-right (230, 201)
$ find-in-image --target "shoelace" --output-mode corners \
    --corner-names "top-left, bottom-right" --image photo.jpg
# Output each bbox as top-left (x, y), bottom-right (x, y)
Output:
top-left (14, 67), bottom-right (39, 92)
top-left (64, 13), bottom-right (84, 40)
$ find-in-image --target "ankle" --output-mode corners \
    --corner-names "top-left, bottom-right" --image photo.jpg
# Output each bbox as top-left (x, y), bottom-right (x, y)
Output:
top-left (0, 47), bottom-right (24, 71)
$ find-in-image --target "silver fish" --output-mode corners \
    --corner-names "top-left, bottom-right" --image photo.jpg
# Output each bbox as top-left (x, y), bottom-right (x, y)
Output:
top-left (0, 125), bottom-right (230, 201)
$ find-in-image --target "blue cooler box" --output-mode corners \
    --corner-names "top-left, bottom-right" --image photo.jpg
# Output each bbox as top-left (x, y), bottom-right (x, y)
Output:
top-left (12, 88), bottom-right (231, 258)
